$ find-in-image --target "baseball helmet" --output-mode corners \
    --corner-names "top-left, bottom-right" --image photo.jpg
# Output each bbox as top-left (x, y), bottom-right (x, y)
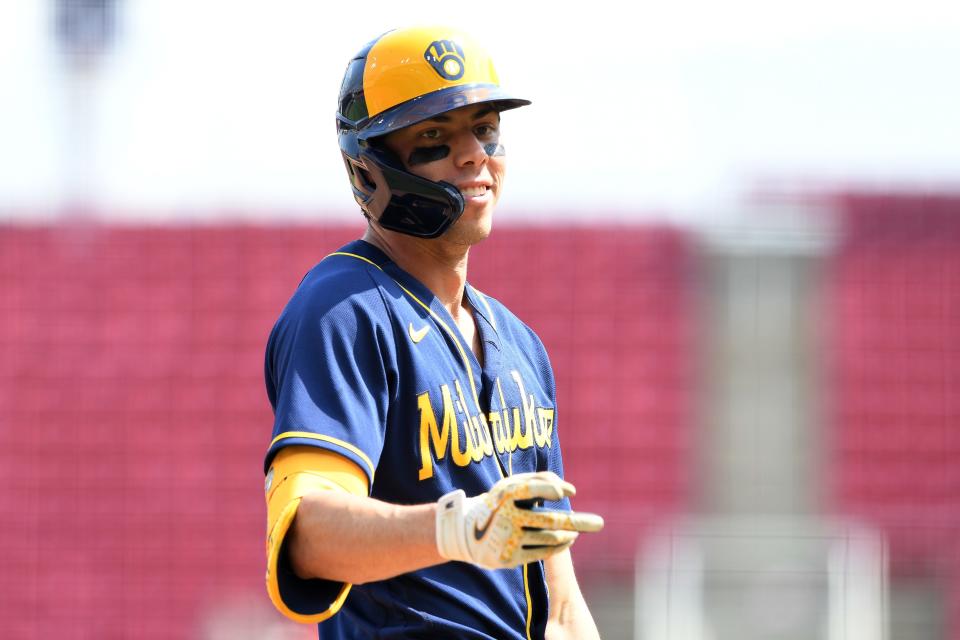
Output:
top-left (337, 26), bottom-right (530, 238)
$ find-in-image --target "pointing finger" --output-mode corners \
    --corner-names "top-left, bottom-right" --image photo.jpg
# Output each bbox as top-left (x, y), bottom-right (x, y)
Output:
top-left (520, 508), bottom-right (605, 533)
top-left (520, 529), bottom-right (579, 547)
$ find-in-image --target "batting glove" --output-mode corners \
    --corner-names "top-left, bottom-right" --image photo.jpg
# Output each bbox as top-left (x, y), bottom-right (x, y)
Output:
top-left (435, 471), bottom-right (604, 569)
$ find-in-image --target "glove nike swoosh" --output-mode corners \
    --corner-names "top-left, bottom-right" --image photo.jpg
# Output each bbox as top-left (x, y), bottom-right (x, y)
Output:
top-left (474, 501), bottom-right (506, 540)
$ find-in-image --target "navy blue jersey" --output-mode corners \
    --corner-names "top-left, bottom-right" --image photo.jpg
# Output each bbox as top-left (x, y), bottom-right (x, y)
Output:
top-left (264, 239), bottom-right (569, 639)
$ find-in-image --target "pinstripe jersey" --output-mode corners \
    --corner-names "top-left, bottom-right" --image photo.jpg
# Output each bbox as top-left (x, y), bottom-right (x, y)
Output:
top-left (264, 239), bottom-right (569, 639)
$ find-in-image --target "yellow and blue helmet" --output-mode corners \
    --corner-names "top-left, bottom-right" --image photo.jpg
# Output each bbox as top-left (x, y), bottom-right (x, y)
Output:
top-left (337, 26), bottom-right (530, 238)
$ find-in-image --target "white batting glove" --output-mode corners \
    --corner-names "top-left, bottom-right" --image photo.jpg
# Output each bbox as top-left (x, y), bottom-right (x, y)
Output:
top-left (435, 472), bottom-right (604, 569)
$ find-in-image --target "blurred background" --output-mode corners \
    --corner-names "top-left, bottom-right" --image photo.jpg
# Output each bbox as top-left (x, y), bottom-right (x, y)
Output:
top-left (1, 1), bottom-right (959, 638)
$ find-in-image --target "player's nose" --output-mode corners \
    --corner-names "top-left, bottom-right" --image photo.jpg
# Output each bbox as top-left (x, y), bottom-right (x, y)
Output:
top-left (450, 129), bottom-right (488, 168)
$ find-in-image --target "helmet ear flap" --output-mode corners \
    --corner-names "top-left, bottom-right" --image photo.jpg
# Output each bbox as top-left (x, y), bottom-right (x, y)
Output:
top-left (355, 166), bottom-right (376, 192)
top-left (342, 142), bottom-right (403, 216)
top-left (358, 146), bottom-right (465, 239)
top-left (342, 154), bottom-right (372, 199)
top-left (356, 152), bottom-right (395, 221)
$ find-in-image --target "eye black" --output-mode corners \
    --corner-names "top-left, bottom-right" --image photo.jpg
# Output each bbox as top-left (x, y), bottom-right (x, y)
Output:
top-left (408, 145), bottom-right (451, 166)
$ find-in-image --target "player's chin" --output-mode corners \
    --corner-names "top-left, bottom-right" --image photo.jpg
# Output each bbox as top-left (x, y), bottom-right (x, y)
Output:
top-left (447, 206), bottom-right (494, 246)
top-left (471, 203), bottom-right (496, 238)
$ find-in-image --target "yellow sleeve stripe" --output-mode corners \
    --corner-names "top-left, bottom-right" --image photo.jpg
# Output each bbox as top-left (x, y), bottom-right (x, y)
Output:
top-left (269, 431), bottom-right (375, 484)
top-left (267, 446), bottom-right (369, 501)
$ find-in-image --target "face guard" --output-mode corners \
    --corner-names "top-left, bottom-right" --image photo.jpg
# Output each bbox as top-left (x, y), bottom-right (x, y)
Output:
top-left (336, 26), bottom-right (530, 238)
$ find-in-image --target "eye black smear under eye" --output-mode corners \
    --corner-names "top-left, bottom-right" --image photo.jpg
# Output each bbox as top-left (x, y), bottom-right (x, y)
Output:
top-left (408, 145), bottom-right (450, 166)
top-left (484, 143), bottom-right (505, 157)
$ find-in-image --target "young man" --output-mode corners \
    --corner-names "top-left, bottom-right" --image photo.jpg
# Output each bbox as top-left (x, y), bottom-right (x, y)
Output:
top-left (263, 26), bottom-right (604, 639)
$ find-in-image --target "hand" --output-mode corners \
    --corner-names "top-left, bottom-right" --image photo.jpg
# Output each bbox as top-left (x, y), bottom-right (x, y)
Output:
top-left (435, 472), bottom-right (604, 569)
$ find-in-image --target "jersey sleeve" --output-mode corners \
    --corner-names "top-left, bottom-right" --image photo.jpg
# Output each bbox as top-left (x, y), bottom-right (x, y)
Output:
top-left (264, 278), bottom-right (397, 485)
top-left (262, 271), bottom-right (398, 622)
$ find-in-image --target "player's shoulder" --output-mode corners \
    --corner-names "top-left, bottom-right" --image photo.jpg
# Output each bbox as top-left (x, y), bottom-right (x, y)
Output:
top-left (304, 238), bottom-right (391, 286)
top-left (274, 239), bottom-right (399, 332)
top-left (292, 240), bottom-right (394, 305)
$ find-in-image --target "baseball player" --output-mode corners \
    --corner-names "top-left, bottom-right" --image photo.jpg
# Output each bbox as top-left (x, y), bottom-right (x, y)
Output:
top-left (263, 25), bottom-right (604, 639)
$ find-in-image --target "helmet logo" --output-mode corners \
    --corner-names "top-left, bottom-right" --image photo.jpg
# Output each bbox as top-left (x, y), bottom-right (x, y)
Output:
top-left (424, 40), bottom-right (465, 81)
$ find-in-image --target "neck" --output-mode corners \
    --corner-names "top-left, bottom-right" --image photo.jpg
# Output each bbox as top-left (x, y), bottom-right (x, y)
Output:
top-left (362, 226), bottom-right (470, 314)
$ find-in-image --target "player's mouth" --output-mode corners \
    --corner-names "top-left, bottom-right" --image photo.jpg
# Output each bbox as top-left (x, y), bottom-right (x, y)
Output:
top-left (459, 184), bottom-right (491, 199)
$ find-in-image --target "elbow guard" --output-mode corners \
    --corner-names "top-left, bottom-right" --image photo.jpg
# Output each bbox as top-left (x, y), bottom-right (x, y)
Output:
top-left (264, 446), bottom-right (369, 623)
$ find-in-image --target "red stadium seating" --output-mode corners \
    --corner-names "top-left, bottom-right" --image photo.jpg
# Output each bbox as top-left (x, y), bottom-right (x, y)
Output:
top-left (826, 193), bottom-right (960, 637)
top-left (0, 222), bottom-right (695, 637)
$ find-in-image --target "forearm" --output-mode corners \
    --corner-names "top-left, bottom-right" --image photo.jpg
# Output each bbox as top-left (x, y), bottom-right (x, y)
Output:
top-left (544, 550), bottom-right (601, 640)
top-left (545, 595), bottom-right (600, 640)
top-left (287, 489), bottom-right (444, 584)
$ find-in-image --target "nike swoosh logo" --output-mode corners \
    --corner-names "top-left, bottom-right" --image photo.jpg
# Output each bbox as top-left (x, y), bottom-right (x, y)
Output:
top-left (408, 322), bottom-right (430, 343)
top-left (474, 500), bottom-right (506, 541)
